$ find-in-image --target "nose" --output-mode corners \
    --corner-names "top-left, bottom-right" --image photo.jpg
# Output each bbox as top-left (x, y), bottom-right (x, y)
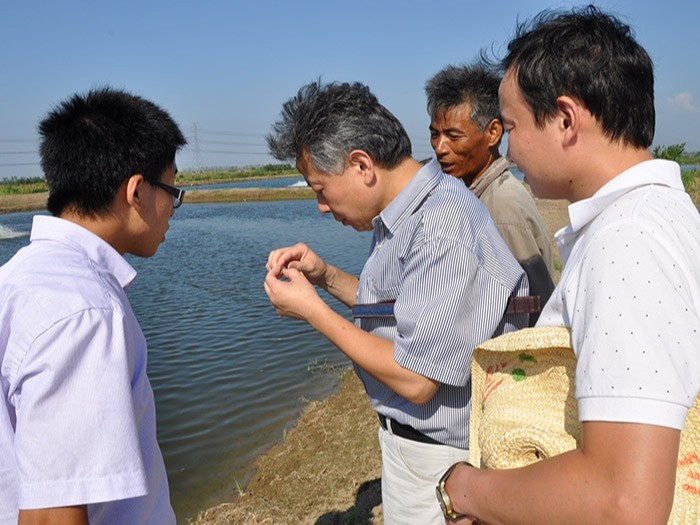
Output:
top-left (432, 135), bottom-right (449, 156)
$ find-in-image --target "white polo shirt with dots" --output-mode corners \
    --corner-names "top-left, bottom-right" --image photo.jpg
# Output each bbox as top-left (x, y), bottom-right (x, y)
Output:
top-left (538, 159), bottom-right (700, 430)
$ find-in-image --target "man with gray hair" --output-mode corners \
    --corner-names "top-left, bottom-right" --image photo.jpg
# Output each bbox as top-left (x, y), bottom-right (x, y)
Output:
top-left (426, 63), bottom-right (554, 325)
top-left (263, 80), bottom-right (528, 523)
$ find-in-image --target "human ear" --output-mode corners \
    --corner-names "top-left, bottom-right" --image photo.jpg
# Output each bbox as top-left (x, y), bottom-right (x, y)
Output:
top-left (347, 150), bottom-right (375, 184)
top-left (125, 174), bottom-right (145, 209)
top-left (556, 96), bottom-right (581, 146)
top-left (486, 118), bottom-right (503, 147)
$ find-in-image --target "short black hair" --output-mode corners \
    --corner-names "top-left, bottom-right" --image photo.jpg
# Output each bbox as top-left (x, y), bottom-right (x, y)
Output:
top-left (39, 87), bottom-right (186, 216)
top-left (267, 80), bottom-right (412, 173)
top-left (425, 63), bottom-right (501, 130)
top-left (503, 5), bottom-right (654, 148)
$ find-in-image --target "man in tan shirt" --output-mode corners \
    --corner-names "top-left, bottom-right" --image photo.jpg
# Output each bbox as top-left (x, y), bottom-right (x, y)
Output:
top-left (426, 63), bottom-right (554, 324)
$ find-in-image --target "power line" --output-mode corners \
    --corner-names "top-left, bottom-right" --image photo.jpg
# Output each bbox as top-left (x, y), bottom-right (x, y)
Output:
top-left (0, 151), bottom-right (37, 155)
top-left (200, 150), bottom-right (271, 155)
top-left (198, 139), bottom-right (265, 147)
top-left (0, 162), bottom-right (40, 167)
top-left (197, 129), bottom-right (267, 138)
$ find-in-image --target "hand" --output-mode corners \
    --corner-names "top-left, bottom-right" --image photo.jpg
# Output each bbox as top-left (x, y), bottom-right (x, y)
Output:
top-left (264, 266), bottom-right (326, 321)
top-left (266, 242), bottom-right (329, 287)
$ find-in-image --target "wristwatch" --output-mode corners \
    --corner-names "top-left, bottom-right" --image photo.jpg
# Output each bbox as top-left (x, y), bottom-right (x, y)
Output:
top-left (436, 461), bottom-right (478, 523)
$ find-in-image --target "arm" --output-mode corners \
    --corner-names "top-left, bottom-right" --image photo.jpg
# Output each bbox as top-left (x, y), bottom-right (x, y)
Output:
top-left (264, 267), bottom-right (439, 403)
top-left (267, 242), bottom-right (359, 307)
top-left (445, 421), bottom-right (680, 524)
top-left (14, 311), bottom-right (151, 511)
top-left (19, 506), bottom-right (89, 525)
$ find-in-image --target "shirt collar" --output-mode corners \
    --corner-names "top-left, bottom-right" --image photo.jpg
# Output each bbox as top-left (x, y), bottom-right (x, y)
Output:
top-left (469, 156), bottom-right (514, 198)
top-left (568, 159), bottom-right (683, 232)
top-left (30, 215), bottom-right (137, 289)
top-left (375, 159), bottom-right (443, 234)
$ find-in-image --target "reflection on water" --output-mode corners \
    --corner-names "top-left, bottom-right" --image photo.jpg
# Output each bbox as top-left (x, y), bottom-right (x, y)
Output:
top-left (0, 200), bottom-right (371, 523)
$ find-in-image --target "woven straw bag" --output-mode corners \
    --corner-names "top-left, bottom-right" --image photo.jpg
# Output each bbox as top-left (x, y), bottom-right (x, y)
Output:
top-left (469, 326), bottom-right (700, 524)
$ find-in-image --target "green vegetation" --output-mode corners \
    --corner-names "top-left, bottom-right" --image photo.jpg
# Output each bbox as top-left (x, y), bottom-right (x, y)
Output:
top-left (653, 144), bottom-right (699, 205)
top-left (653, 143), bottom-right (700, 165)
top-left (683, 169), bottom-right (700, 205)
top-left (176, 163), bottom-right (297, 185)
top-left (0, 177), bottom-right (48, 196)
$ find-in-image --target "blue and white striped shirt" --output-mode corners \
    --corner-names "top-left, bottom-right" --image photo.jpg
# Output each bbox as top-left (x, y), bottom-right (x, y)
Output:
top-left (355, 159), bottom-right (528, 448)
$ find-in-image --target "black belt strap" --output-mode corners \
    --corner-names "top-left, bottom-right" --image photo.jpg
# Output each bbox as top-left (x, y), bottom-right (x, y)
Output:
top-left (353, 296), bottom-right (542, 319)
top-left (378, 414), bottom-right (442, 445)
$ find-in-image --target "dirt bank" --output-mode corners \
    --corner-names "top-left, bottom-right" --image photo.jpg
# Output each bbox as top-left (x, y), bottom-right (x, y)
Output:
top-left (0, 187), bottom-right (316, 215)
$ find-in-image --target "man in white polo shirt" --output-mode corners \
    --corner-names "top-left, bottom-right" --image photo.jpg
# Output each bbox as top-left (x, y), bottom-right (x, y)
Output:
top-left (0, 88), bottom-right (186, 524)
top-left (438, 6), bottom-right (700, 524)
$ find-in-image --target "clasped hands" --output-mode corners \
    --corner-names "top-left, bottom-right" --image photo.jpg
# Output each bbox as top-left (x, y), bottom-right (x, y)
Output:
top-left (264, 242), bottom-right (329, 320)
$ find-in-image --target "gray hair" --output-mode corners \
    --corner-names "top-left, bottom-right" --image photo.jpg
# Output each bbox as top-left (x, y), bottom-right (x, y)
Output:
top-left (267, 81), bottom-right (412, 173)
top-left (425, 63), bottom-right (502, 130)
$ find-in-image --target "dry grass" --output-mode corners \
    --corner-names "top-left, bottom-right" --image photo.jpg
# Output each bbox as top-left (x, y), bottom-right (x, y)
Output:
top-left (685, 171), bottom-right (700, 207)
top-left (185, 187), bottom-right (314, 204)
top-left (190, 371), bottom-right (383, 525)
top-left (531, 197), bottom-right (569, 282)
top-left (0, 192), bottom-right (48, 214)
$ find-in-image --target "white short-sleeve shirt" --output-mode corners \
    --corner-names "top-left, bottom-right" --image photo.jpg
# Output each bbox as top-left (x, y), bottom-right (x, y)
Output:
top-left (0, 216), bottom-right (174, 524)
top-left (538, 160), bottom-right (700, 430)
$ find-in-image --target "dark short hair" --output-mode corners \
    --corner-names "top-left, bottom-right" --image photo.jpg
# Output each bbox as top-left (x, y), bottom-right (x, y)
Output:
top-left (425, 63), bottom-right (501, 130)
top-left (502, 5), bottom-right (654, 148)
top-left (267, 80), bottom-right (412, 173)
top-left (39, 87), bottom-right (186, 216)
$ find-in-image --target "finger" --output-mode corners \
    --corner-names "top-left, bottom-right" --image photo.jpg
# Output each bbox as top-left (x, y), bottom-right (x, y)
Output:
top-left (281, 266), bottom-right (305, 282)
top-left (264, 269), bottom-right (282, 290)
top-left (267, 248), bottom-right (286, 271)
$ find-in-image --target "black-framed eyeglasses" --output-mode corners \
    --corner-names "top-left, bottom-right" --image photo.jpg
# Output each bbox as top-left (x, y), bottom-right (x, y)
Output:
top-left (151, 180), bottom-right (185, 209)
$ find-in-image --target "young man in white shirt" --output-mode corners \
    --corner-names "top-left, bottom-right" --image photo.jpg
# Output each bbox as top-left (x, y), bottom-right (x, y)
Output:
top-left (0, 88), bottom-right (186, 524)
top-left (438, 6), bottom-right (700, 524)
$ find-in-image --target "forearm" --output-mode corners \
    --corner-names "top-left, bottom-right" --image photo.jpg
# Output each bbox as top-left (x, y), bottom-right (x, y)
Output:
top-left (450, 450), bottom-right (603, 524)
top-left (448, 422), bottom-right (678, 524)
top-left (307, 301), bottom-right (438, 404)
top-left (319, 264), bottom-right (359, 307)
top-left (19, 506), bottom-right (89, 525)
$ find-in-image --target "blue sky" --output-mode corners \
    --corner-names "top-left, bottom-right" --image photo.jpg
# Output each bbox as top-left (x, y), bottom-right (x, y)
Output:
top-left (1, 0), bottom-right (698, 180)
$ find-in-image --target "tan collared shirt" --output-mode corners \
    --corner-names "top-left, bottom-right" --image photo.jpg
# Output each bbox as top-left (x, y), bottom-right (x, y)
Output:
top-left (470, 157), bottom-right (555, 324)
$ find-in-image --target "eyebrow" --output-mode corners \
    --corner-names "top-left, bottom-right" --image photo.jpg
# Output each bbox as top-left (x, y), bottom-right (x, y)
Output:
top-left (429, 125), bottom-right (464, 133)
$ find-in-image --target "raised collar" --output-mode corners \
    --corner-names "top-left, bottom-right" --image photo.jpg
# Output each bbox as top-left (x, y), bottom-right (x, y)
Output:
top-left (567, 159), bottom-right (683, 233)
top-left (30, 215), bottom-right (137, 290)
top-left (374, 159), bottom-right (443, 234)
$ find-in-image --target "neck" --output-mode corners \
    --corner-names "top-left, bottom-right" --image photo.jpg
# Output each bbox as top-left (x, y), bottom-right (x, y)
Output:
top-left (59, 208), bottom-right (127, 254)
top-left (464, 149), bottom-right (502, 187)
top-left (569, 144), bottom-right (653, 202)
top-left (377, 157), bottom-right (423, 209)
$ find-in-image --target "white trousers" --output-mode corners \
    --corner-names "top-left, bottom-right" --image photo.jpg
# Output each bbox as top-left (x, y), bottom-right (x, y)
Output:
top-left (378, 422), bottom-right (470, 525)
